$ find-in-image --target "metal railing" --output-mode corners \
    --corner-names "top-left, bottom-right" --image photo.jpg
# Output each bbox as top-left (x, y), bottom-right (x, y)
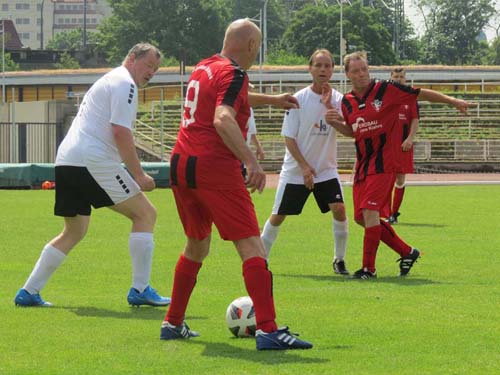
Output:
top-left (0, 122), bottom-right (63, 163)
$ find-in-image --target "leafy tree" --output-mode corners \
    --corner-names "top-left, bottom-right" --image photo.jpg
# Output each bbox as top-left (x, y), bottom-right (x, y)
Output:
top-left (2, 52), bottom-right (20, 71)
top-left (416, 0), bottom-right (495, 64)
top-left (282, 2), bottom-right (395, 65)
top-left (98, 0), bottom-right (229, 65)
top-left (55, 52), bottom-right (81, 69)
top-left (266, 46), bottom-right (308, 65)
top-left (46, 28), bottom-right (100, 50)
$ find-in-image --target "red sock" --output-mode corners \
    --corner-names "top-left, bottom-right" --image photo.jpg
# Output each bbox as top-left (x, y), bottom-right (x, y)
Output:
top-left (380, 220), bottom-right (412, 257)
top-left (164, 255), bottom-right (202, 326)
top-left (392, 186), bottom-right (405, 214)
top-left (363, 226), bottom-right (381, 273)
top-left (242, 257), bottom-right (277, 333)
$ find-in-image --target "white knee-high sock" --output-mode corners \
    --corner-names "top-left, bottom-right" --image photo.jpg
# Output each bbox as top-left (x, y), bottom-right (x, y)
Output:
top-left (23, 244), bottom-right (66, 295)
top-left (333, 219), bottom-right (349, 261)
top-left (261, 219), bottom-right (280, 260)
top-left (129, 232), bottom-right (154, 292)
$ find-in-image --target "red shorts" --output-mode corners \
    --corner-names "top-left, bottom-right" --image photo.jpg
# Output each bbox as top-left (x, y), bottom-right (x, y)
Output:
top-left (353, 173), bottom-right (395, 222)
top-left (396, 148), bottom-right (414, 174)
top-left (172, 184), bottom-right (260, 241)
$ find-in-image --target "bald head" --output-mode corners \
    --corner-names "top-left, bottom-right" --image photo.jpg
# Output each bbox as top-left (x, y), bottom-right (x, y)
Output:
top-left (221, 19), bottom-right (261, 70)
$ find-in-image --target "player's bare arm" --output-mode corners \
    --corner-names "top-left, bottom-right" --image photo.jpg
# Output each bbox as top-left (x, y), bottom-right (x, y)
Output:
top-left (402, 118), bottom-right (419, 152)
top-left (112, 124), bottom-right (155, 191)
top-left (248, 92), bottom-right (299, 109)
top-left (213, 105), bottom-right (266, 193)
top-left (418, 89), bottom-right (470, 115)
top-left (284, 137), bottom-right (316, 190)
top-left (325, 109), bottom-right (354, 137)
top-left (320, 83), bottom-right (333, 109)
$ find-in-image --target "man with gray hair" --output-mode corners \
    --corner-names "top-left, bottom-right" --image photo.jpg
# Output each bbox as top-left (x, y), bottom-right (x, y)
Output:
top-left (14, 43), bottom-right (170, 308)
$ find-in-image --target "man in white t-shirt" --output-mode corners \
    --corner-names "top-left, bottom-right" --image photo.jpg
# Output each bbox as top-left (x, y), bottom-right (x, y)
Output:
top-left (14, 43), bottom-right (171, 307)
top-left (260, 49), bottom-right (350, 275)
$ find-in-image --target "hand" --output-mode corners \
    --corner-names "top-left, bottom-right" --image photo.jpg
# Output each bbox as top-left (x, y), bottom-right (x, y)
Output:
top-left (453, 98), bottom-right (470, 115)
top-left (321, 83), bottom-right (333, 109)
top-left (255, 145), bottom-right (265, 160)
top-left (325, 109), bottom-right (344, 127)
top-left (245, 161), bottom-right (266, 194)
top-left (136, 173), bottom-right (156, 192)
top-left (274, 93), bottom-right (299, 109)
top-left (301, 163), bottom-right (316, 190)
top-left (401, 138), bottom-right (413, 152)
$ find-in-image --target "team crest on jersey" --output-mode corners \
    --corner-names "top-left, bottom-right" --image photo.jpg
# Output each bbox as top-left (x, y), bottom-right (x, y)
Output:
top-left (371, 99), bottom-right (383, 112)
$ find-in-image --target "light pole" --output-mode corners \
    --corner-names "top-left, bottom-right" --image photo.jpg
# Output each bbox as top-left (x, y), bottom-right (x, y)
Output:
top-left (262, 0), bottom-right (268, 62)
top-left (249, 11), bottom-right (263, 92)
top-left (83, 0), bottom-right (87, 49)
top-left (1, 19), bottom-right (5, 103)
top-left (40, 0), bottom-right (44, 49)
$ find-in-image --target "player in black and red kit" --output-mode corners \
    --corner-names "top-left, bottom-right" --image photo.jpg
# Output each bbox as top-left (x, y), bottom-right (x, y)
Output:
top-left (325, 51), bottom-right (469, 278)
top-left (160, 19), bottom-right (312, 350)
top-left (386, 68), bottom-right (420, 224)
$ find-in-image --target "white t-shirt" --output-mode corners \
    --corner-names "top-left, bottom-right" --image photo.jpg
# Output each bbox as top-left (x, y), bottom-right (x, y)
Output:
top-left (280, 86), bottom-right (343, 184)
top-left (246, 108), bottom-right (256, 146)
top-left (56, 66), bottom-right (138, 166)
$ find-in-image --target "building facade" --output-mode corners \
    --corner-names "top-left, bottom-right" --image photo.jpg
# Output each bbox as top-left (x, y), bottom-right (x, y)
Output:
top-left (0, 0), bottom-right (112, 50)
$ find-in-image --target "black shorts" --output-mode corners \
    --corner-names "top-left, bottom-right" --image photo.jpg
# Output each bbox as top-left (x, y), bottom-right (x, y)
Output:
top-left (54, 166), bottom-right (114, 217)
top-left (273, 178), bottom-right (344, 215)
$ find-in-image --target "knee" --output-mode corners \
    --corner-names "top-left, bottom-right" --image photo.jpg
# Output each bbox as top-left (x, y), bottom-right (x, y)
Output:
top-left (331, 204), bottom-right (347, 221)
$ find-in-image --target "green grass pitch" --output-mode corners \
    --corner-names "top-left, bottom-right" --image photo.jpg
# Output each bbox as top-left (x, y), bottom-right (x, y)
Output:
top-left (0, 185), bottom-right (499, 375)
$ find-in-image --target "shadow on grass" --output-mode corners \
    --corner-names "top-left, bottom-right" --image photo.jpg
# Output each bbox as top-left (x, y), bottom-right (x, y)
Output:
top-left (54, 305), bottom-right (206, 321)
top-left (275, 273), bottom-right (441, 285)
top-left (184, 339), bottom-right (330, 365)
top-left (395, 222), bottom-right (447, 228)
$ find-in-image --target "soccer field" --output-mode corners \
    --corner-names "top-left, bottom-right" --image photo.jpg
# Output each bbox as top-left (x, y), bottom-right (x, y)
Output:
top-left (1, 185), bottom-right (499, 375)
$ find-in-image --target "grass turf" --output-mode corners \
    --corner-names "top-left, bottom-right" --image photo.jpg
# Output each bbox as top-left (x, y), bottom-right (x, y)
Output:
top-left (0, 185), bottom-right (499, 375)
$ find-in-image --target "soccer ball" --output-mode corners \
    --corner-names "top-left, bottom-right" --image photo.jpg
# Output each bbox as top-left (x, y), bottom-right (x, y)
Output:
top-left (225, 296), bottom-right (256, 337)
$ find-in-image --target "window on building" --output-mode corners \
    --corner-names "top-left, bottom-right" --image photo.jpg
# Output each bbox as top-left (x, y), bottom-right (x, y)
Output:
top-left (1, 4), bottom-right (9, 11)
top-left (37, 4), bottom-right (42, 11)
top-left (37, 18), bottom-right (41, 26)
top-left (16, 4), bottom-right (30, 10)
top-left (21, 33), bottom-right (30, 40)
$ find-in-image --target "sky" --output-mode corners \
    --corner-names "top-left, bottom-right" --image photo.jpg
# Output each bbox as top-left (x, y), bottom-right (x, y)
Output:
top-left (404, 0), bottom-right (500, 42)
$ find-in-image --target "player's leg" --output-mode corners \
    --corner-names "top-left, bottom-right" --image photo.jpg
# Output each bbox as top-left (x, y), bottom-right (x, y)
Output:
top-left (234, 236), bottom-right (312, 350)
top-left (15, 215), bottom-right (90, 307)
top-left (110, 192), bottom-right (169, 306)
top-left (390, 173), bottom-right (406, 223)
top-left (261, 214), bottom-right (286, 259)
top-left (379, 220), bottom-right (420, 276)
top-left (15, 166), bottom-right (93, 307)
top-left (261, 180), bottom-right (310, 259)
top-left (314, 178), bottom-right (349, 275)
top-left (161, 186), bottom-right (212, 340)
top-left (351, 175), bottom-right (393, 279)
top-left (160, 236), bottom-right (209, 340)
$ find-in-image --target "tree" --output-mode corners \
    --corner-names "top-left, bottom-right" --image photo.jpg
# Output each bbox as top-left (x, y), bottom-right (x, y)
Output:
top-left (416, 0), bottom-right (495, 64)
top-left (46, 29), bottom-right (99, 50)
top-left (55, 52), bottom-right (81, 69)
top-left (98, 0), bottom-right (229, 65)
top-left (282, 3), bottom-right (395, 65)
top-left (2, 52), bottom-right (20, 71)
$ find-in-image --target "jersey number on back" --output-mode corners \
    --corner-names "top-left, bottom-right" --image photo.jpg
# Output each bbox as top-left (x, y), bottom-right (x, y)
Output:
top-left (182, 80), bottom-right (200, 128)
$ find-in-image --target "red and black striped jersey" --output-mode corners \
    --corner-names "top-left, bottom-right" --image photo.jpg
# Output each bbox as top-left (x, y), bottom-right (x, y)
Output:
top-left (341, 79), bottom-right (420, 182)
top-left (174, 54), bottom-right (250, 160)
top-left (172, 54), bottom-right (251, 188)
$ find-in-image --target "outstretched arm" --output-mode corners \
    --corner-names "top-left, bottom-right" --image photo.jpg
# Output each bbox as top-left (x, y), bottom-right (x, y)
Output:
top-left (418, 89), bottom-right (469, 115)
top-left (248, 92), bottom-right (299, 109)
